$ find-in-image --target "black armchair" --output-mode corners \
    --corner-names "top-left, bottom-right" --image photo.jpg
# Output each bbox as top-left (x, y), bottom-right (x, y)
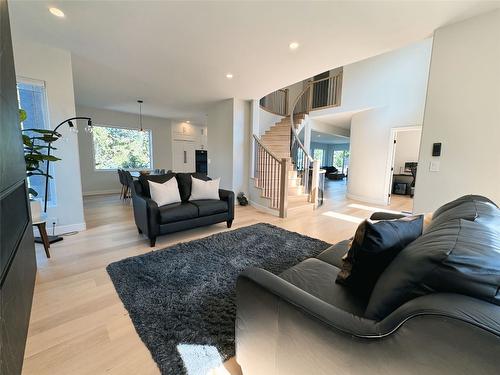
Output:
top-left (131, 172), bottom-right (234, 246)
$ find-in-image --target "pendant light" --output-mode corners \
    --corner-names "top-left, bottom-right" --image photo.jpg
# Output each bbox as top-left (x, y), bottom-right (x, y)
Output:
top-left (138, 99), bottom-right (144, 131)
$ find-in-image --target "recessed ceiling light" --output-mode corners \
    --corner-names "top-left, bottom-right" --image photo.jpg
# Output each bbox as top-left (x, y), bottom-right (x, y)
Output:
top-left (49, 7), bottom-right (65, 18)
top-left (186, 120), bottom-right (190, 123)
top-left (289, 42), bottom-right (299, 50)
top-left (226, 73), bottom-right (233, 79)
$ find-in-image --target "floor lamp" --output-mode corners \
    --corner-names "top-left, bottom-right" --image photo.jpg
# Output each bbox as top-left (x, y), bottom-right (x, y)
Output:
top-left (35, 116), bottom-right (93, 245)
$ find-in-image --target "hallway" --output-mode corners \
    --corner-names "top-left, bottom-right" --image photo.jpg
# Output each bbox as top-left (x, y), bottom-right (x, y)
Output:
top-left (323, 179), bottom-right (414, 213)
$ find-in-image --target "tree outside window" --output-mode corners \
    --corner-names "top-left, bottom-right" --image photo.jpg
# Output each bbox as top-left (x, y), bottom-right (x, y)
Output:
top-left (92, 125), bottom-right (152, 170)
top-left (313, 149), bottom-right (324, 164)
top-left (333, 150), bottom-right (350, 173)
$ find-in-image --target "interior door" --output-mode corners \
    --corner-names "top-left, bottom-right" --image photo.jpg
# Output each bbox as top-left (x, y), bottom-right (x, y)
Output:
top-left (172, 140), bottom-right (195, 172)
top-left (387, 134), bottom-right (398, 205)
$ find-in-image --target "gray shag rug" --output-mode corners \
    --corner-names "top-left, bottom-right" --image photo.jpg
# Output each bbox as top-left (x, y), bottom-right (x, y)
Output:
top-left (106, 223), bottom-right (330, 375)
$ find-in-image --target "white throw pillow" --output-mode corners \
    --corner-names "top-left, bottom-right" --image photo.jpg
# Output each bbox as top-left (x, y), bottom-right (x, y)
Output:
top-left (190, 176), bottom-right (220, 200)
top-left (148, 178), bottom-right (181, 206)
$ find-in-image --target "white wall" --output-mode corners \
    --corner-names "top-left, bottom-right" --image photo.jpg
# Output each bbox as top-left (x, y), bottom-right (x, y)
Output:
top-left (258, 107), bottom-right (283, 135)
top-left (76, 106), bottom-right (172, 195)
top-left (233, 99), bottom-right (251, 195)
top-left (393, 129), bottom-right (422, 174)
top-left (13, 38), bottom-right (86, 233)
top-left (207, 98), bottom-right (251, 195)
top-left (207, 99), bottom-right (234, 190)
top-left (414, 10), bottom-right (500, 212)
top-left (345, 39), bottom-right (432, 204)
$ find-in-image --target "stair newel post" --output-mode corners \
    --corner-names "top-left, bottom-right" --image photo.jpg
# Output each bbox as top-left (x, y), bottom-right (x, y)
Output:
top-left (279, 158), bottom-right (289, 218)
top-left (310, 159), bottom-right (320, 205)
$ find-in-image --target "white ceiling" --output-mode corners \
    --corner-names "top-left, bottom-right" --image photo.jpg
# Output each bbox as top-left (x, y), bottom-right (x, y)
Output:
top-left (8, 1), bottom-right (499, 122)
top-left (312, 109), bottom-right (367, 130)
top-left (311, 130), bottom-right (349, 145)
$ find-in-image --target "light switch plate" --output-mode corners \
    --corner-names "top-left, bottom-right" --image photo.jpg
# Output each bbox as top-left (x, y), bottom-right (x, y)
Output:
top-left (429, 160), bottom-right (440, 172)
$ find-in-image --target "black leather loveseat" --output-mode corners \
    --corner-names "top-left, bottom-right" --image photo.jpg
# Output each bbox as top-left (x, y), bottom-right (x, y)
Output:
top-left (236, 195), bottom-right (500, 374)
top-left (131, 173), bottom-right (234, 246)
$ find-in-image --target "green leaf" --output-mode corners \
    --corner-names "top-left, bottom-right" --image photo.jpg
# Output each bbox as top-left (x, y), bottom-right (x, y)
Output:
top-left (28, 188), bottom-right (38, 197)
top-left (22, 134), bottom-right (33, 147)
top-left (32, 145), bottom-right (57, 151)
top-left (31, 135), bottom-right (60, 143)
top-left (23, 128), bottom-right (62, 137)
top-left (25, 154), bottom-right (61, 162)
top-left (19, 109), bottom-right (27, 123)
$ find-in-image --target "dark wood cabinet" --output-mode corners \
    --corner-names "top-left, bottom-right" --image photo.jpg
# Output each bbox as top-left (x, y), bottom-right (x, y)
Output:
top-left (0, 1), bottom-right (37, 373)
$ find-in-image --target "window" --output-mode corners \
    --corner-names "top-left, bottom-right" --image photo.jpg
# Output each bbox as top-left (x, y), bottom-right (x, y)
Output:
top-left (92, 125), bottom-right (152, 170)
top-left (313, 149), bottom-right (324, 164)
top-left (333, 150), bottom-right (350, 174)
top-left (17, 78), bottom-right (56, 205)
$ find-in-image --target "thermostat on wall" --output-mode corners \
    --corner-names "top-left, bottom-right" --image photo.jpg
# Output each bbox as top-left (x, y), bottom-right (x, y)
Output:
top-left (432, 142), bottom-right (442, 157)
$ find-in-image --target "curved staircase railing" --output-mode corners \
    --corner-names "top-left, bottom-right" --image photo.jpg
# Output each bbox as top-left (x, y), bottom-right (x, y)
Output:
top-left (253, 72), bottom-right (341, 216)
top-left (290, 84), bottom-right (314, 196)
top-left (259, 88), bottom-right (289, 116)
top-left (253, 135), bottom-right (288, 217)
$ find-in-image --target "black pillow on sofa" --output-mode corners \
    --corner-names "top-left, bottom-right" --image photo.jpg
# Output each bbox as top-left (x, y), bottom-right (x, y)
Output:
top-left (336, 215), bottom-right (424, 298)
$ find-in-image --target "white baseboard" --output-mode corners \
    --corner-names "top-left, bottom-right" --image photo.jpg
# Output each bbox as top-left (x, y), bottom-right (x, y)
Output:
top-left (33, 222), bottom-right (87, 237)
top-left (249, 200), bottom-right (279, 217)
top-left (346, 193), bottom-right (388, 206)
top-left (83, 189), bottom-right (121, 196)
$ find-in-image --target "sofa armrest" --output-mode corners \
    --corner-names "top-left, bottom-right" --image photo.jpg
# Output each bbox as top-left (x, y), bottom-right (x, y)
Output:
top-left (219, 189), bottom-right (235, 219)
top-left (132, 193), bottom-right (160, 238)
top-left (237, 269), bottom-right (500, 375)
top-left (370, 212), bottom-right (408, 220)
top-left (237, 267), bottom-right (378, 337)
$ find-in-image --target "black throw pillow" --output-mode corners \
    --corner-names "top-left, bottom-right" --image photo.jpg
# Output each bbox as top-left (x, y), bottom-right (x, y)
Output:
top-left (336, 215), bottom-right (424, 298)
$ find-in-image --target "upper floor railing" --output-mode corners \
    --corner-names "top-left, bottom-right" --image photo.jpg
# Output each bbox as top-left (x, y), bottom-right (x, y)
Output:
top-left (259, 88), bottom-right (289, 116)
top-left (260, 70), bottom-right (342, 117)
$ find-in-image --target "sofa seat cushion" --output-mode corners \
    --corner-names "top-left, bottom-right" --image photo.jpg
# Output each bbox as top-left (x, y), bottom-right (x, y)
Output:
top-left (190, 199), bottom-right (228, 217)
top-left (316, 240), bottom-right (351, 268)
top-left (159, 202), bottom-right (199, 224)
top-left (279, 258), bottom-right (368, 316)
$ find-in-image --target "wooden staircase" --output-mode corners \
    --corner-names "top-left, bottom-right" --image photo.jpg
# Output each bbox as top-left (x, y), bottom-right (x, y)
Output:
top-left (253, 114), bottom-right (314, 214)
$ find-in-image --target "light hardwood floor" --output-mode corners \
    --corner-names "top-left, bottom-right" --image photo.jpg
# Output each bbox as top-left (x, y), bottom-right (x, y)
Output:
top-left (22, 181), bottom-right (412, 375)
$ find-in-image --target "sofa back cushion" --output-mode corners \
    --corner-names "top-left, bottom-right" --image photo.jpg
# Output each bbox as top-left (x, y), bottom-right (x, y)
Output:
top-left (175, 173), bottom-right (211, 201)
top-left (426, 194), bottom-right (497, 232)
top-left (365, 196), bottom-right (500, 321)
top-left (139, 172), bottom-right (176, 198)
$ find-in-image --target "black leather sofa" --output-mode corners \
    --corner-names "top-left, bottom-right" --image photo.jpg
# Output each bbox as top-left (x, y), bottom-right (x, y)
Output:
top-left (131, 172), bottom-right (234, 246)
top-left (236, 195), bottom-right (500, 374)
top-left (322, 165), bottom-right (345, 180)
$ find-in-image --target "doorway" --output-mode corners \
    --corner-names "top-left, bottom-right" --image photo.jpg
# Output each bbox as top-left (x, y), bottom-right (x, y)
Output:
top-left (172, 140), bottom-right (196, 172)
top-left (387, 127), bottom-right (422, 212)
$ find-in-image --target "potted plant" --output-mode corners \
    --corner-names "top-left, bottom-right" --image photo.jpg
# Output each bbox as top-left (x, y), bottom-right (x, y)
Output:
top-left (19, 109), bottom-right (62, 218)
